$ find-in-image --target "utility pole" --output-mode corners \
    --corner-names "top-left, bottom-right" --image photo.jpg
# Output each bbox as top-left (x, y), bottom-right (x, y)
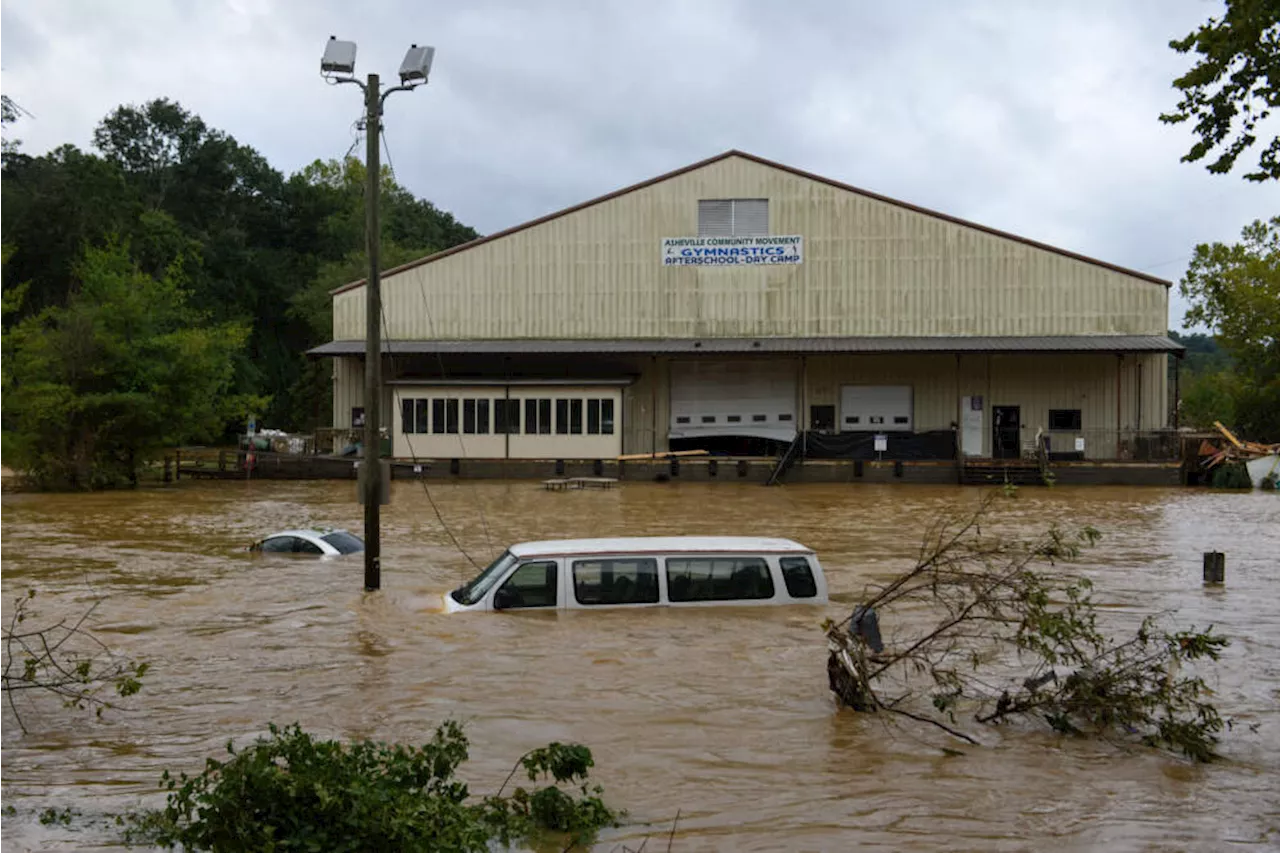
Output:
top-left (362, 71), bottom-right (383, 591)
top-left (321, 37), bottom-right (435, 592)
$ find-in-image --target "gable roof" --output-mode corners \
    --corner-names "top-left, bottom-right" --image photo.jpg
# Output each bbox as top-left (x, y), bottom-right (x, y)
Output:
top-left (331, 150), bottom-right (1171, 296)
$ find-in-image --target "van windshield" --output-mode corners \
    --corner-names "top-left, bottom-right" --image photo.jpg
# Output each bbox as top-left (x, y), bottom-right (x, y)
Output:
top-left (451, 551), bottom-right (517, 606)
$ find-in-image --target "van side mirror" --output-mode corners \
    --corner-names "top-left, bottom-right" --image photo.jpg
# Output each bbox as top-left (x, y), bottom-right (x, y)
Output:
top-left (493, 588), bottom-right (517, 611)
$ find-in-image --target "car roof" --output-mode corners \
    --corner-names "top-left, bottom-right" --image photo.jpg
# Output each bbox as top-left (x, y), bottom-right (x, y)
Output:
top-left (508, 536), bottom-right (814, 559)
top-left (259, 529), bottom-right (347, 540)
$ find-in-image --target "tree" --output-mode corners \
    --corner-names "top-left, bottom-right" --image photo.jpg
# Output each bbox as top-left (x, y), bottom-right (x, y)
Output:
top-left (1160, 0), bottom-right (1280, 181)
top-left (2, 242), bottom-right (260, 488)
top-left (2, 590), bottom-right (148, 733)
top-left (826, 495), bottom-right (1232, 762)
top-left (1180, 217), bottom-right (1280, 439)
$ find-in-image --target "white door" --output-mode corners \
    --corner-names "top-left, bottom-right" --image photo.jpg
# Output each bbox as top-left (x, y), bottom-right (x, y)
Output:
top-left (960, 395), bottom-right (985, 456)
top-left (840, 385), bottom-right (913, 432)
top-left (670, 361), bottom-right (798, 441)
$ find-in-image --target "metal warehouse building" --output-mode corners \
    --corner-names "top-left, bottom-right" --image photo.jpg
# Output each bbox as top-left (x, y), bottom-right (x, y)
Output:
top-left (309, 150), bottom-right (1182, 470)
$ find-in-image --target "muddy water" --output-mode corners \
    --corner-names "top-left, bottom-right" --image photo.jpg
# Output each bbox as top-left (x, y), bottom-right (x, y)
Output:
top-left (2, 480), bottom-right (1278, 851)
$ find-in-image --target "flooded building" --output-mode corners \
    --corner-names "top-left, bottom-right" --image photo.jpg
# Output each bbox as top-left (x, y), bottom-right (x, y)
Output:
top-left (309, 151), bottom-right (1182, 468)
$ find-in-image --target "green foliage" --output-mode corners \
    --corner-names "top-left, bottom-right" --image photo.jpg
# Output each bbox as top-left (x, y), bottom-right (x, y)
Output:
top-left (124, 722), bottom-right (618, 852)
top-left (1180, 217), bottom-right (1280, 441)
top-left (1210, 460), bottom-right (1255, 488)
top-left (1179, 369), bottom-right (1240, 429)
top-left (39, 806), bottom-right (78, 826)
top-left (827, 495), bottom-right (1233, 762)
top-left (2, 243), bottom-right (260, 488)
top-left (1160, 0), bottom-right (1280, 181)
top-left (1169, 330), bottom-right (1236, 375)
top-left (2, 100), bottom-right (479, 446)
top-left (2, 590), bottom-right (149, 732)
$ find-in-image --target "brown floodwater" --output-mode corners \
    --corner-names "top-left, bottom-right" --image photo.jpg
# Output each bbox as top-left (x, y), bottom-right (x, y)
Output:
top-left (2, 479), bottom-right (1278, 851)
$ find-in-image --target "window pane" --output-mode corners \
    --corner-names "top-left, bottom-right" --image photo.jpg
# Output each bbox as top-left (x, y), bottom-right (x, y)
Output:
top-left (525, 398), bottom-right (538, 433)
top-left (573, 559), bottom-right (659, 605)
top-left (415, 399), bottom-right (429, 434)
top-left (1048, 409), bottom-right (1082, 431)
top-left (587, 399), bottom-right (601, 434)
top-left (295, 539), bottom-right (324, 555)
top-left (505, 400), bottom-right (521, 434)
top-left (432, 399), bottom-right (446, 434)
top-left (779, 556), bottom-right (818, 598)
top-left (445, 399), bottom-right (459, 434)
top-left (539, 399), bottom-right (552, 435)
top-left (497, 561), bottom-right (558, 609)
top-left (477, 399), bottom-right (490, 434)
top-left (402, 398), bottom-right (414, 434)
top-left (570, 399), bottom-right (583, 434)
top-left (697, 199), bottom-right (733, 237)
top-left (258, 536), bottom-right (295, 553)
top-left (494, 399), bottom-right (507, 434)
top-left (601, 399), bottom-right (614, 434)
top-left (463, 399), bottom-right (477, 434)
top-left (555, 399), bottom-right (569, 435)
top-left (321, 531), bottom-right (365, 555)
top-left (731, 199), bottom-right (768, 237)
top-left (666, 557), bottom-right (775, 602)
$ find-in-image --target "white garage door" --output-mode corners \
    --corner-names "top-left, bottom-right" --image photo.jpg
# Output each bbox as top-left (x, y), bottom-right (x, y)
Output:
top-left (670, 361), bottom-right (798, 441)
top-left (841, 385), bottom-right (913, 432)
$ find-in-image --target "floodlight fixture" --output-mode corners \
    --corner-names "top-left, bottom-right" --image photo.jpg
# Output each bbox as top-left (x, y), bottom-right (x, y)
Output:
top-left (321, 36), bottom-right (357, 76)
top-left (399, 44), bottom-right (435, 85)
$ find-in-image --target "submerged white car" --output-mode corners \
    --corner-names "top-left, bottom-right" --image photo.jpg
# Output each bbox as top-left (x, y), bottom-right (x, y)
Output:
top-left (445, 535), bottom-right (828, 613)
top-left (249, 528), bottom-right (364, 556)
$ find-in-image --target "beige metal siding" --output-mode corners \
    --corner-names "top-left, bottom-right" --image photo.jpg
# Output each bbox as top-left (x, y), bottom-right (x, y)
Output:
top-left (803, 353), bottom-right (1166, 459)
top-left (332, 357), bottom-right (363, 428)
top-left (334, 156), bottom-right (1167, 342)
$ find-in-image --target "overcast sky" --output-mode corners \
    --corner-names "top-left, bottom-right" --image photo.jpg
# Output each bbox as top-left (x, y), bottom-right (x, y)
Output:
top-left (2, 0), bottom-right (1275, 329)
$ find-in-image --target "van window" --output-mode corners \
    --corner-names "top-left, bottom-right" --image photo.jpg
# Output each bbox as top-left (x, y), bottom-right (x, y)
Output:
top-left (496, 561), bottom-right (558, 608)
top-left (572, 558), bottom-right (659, 605)
top-left (779, 556), bottom-right (818, 598)
top-left (666, 557), bottom-right (775, 602)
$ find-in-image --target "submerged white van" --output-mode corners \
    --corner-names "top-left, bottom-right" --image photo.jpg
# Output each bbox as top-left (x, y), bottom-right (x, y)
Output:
top-left (444, 536), bottom-right (829, 613)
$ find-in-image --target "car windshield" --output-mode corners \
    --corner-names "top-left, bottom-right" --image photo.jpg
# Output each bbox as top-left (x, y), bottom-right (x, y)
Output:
top-left (320, 531), bottom-right (365, 555)
top-left (451, 551), bottom-right (517, 606)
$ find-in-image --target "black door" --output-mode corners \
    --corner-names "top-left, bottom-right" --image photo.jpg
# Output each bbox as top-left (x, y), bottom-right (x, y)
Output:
top-left (992, 406), bottom-right (1021, 459)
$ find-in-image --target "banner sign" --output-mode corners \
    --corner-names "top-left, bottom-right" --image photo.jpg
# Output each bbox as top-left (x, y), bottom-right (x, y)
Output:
top-left (661, 235), bottom-right (803, 267)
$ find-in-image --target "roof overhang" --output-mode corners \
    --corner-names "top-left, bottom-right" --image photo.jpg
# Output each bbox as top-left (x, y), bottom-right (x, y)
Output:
top-left (308, 335), bottom-right (1186, 358)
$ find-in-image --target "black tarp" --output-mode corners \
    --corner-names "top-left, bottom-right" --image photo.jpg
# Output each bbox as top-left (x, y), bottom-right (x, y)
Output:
top-left (803, 430), bottom-right (957, 460)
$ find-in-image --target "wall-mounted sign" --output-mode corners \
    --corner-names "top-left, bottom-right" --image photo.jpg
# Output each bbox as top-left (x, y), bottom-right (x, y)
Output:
top-left (661, 235), bottom-right (803, 267)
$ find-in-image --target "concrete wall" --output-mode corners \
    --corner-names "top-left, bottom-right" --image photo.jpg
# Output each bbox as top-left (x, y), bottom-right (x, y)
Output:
top-left (333, 155), bottom-right (1168, 342)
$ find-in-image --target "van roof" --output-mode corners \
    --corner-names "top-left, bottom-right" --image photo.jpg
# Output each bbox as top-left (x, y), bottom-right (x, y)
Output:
top-left (508, 536), bottom-right (814, 559)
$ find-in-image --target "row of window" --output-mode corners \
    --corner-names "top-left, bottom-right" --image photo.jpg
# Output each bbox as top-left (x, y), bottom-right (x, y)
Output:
top-left (401, 397), bottom-right (615, 436)
top-left (496, 556), bottom-right (818, 608)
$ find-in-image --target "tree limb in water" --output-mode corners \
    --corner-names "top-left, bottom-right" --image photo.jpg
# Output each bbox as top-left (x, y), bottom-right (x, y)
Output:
top-left (826, 494), bottom-right (1230, 761)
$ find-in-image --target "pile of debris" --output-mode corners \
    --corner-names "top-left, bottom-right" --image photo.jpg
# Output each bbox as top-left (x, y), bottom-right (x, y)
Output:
top-left (1199, 422), bottom-right (1280, 489)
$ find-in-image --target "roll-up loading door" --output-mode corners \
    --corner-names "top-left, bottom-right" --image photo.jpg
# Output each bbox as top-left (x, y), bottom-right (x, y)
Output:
top-left (840, 385), bottom-right (913, 432)
top-left (670, 361), bottom-right (798, 442)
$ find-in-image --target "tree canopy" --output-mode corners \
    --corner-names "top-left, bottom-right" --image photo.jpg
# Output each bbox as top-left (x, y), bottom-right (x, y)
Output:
top-left (1, 97), bottom-right (479, 484)
top-left (1160, 0), bottom-right (1280, 181)
top-left (1179, 217), bottom-right (1280, 439)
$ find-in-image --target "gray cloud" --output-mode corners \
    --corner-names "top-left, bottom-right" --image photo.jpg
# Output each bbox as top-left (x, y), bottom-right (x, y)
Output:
top-left (3, 0), bottom-right (1275, 328)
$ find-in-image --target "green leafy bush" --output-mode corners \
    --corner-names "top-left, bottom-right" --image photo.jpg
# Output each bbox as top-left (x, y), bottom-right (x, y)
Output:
top-left (1210, 461), bottom-right (1253, 489)
top-left (124, 722), bottom-right (618, 852)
